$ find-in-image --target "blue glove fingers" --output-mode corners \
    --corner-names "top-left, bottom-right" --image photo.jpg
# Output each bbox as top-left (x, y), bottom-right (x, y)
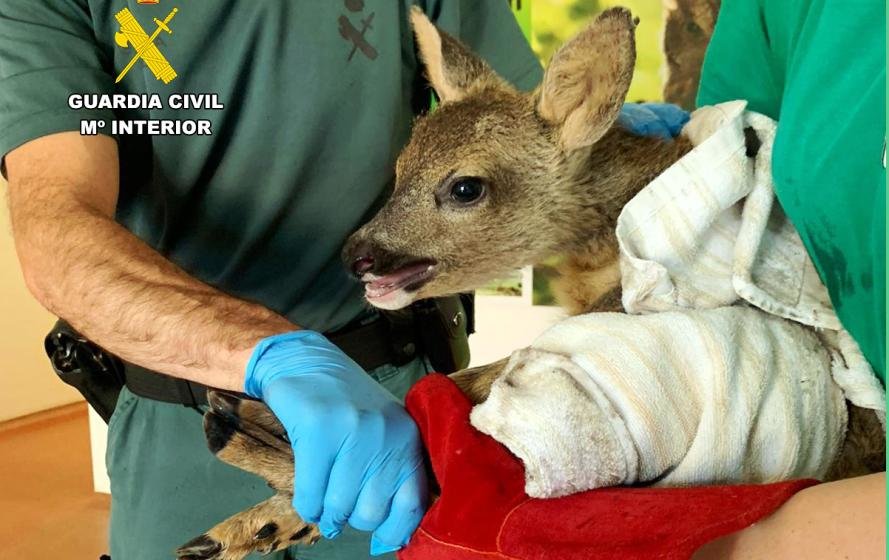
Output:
top-left (617, 105), bottom-right (671, 139)
top-left (317, 449), bottom-right (367, 540)
top-left (292, 435), bottom-right (337, 524)
top-left (317, 502), bottom-right (351, 540)
top-left (615, 104), bottom-right (644, 133)
top-left (369, 468), bottom-right (428, 556)
top-left (347, 472), bottom-right (395, 533)
top-left (348, 455), bottom-right (419, 532)
top-left (618, 102), bottom-right (690, 139)
top-left (640, 102), bottom-right (690, 136)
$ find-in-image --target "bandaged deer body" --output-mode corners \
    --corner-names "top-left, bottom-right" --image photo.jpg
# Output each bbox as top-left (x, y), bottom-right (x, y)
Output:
top-left (177, 8), bottom-right (884, 560)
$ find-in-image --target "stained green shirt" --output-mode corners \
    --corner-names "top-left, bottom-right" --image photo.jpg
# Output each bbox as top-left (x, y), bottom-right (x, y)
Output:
top-left (698, 0), bottom-right (886, 382)
top-left (0, 0), bottom-right (541, 332)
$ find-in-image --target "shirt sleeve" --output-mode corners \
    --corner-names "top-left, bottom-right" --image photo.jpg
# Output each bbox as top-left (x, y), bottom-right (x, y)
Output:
top-left (696, 0), bottom-right (782, 118)
top-left (421, 0), bottom-right (543, 92)
top-left (0, 0), bottom-right (116, 160)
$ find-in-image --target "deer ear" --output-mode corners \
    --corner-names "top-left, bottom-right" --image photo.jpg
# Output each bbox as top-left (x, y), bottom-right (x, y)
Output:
top-left (410, 6), bottom-right (505, 103)
top-left (537, 8), bottom-right (637, 151)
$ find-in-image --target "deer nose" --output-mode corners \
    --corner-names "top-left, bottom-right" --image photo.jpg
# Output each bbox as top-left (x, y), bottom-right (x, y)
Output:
top-left (343, 237), bottom-right (379, 276)
top-left (351, 255), bottom-right (375, 276)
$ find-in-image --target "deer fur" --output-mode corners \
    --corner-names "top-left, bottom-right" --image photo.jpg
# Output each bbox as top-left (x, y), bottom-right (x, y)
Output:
top-left (177, 8), bottom-right (883, 560)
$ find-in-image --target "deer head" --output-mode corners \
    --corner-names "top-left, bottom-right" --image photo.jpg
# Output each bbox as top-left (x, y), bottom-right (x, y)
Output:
top-left (343, 7), bottom-right (644, 310)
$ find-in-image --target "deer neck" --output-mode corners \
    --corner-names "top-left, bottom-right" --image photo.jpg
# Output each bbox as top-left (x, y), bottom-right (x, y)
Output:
top-left (548, 126), bottom-right (693, 315)
top-left (561, 125), bottom-right (693, 251)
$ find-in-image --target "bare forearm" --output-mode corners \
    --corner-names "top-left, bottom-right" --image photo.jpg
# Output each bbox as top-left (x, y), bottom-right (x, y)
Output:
top-left (7, 136), bottom-right (295, 391)
top-left (693, 473), bottom-right (886, 559)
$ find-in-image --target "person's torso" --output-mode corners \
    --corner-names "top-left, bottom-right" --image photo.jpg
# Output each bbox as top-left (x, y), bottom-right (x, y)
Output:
top-left (762, 0), bottom-right (886, 380)
top-left (89, 0), bottom-right (427, 331)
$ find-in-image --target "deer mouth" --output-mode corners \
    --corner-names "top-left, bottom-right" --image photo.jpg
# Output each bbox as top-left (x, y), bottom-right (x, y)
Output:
top-left (361, 261), bottom-right (437, 307)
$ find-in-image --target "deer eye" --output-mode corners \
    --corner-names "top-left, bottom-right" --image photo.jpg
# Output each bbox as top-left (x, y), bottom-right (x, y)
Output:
top-left (449, 178), bottom-right (486, 205)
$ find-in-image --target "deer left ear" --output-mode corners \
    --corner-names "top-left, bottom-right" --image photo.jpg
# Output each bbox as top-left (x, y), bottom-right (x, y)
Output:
top-left (410, 6), bottom-right (507, 103)
top-left (537, 8), bottom-right (638, 151)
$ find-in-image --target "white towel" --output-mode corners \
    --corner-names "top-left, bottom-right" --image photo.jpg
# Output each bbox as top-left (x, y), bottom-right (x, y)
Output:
top-left (470, 307), bottom-right (848, 498)
top-left (617, 102), bottom-right (837, 327)
top-left (616, 101), bottom-right (883, 418)
top-left (470, 102), bottom-right (885, 498)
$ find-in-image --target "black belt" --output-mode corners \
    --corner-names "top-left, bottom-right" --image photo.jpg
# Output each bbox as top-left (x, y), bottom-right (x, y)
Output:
top-left (120, 315), bottom-right (414, 407)
top-left (46, 313), bottom-right (425, 415)
top-left (46, 295), bottom-right (472, 419)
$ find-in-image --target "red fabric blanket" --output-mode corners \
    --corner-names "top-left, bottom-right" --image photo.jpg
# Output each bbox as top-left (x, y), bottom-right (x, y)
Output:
top-left (400, 374), bottom-right (818, 560)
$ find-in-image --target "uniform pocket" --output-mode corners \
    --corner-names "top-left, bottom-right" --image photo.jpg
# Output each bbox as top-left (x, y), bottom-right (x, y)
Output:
top-left (371, 358), bottom-right (431, 402)
top-left (370, 363), bottom-right (400, 385)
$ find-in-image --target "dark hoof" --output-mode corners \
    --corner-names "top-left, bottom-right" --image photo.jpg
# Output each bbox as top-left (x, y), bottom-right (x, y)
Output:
top-left (207, 390), bottom-right (244, 416)
top-left (176, 534), bottom-right (222, 560)
top-left (291, 526), bottom-right (315, 542)
top-left (254, 522), bottom-right (278, 540)
top-left (203, 411), bottom-right (237, 455)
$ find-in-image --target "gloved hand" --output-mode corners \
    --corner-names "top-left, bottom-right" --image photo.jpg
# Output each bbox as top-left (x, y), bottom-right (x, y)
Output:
top-left (244, 331), bottom-right (428, 556)
top-left (618, 102), bottom-right (690, 139)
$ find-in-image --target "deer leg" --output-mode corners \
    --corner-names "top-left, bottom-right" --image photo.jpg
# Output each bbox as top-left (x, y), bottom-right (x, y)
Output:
top-left (183, 392), bottom-right (319, 559)
top-left (176, 493), bottom-right (320, 560)
top-left (825, 404), bottom-right (887, 481)
top-left (206, 390), bottom-right (288, 440)
top-left (203, 391), bottom-right (294, 493)
top-left (448, 357), bottom-right (509, 404)
top-left (192, 366), bottom-right (512, 560)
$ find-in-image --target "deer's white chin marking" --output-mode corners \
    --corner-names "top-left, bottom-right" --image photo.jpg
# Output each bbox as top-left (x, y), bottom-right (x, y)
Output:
top-left (365, 287), bottom-right (418, 310)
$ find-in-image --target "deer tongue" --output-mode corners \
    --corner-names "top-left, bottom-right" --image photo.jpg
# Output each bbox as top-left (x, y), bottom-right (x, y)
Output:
top-left (364, 262), bottom-right (435, 298)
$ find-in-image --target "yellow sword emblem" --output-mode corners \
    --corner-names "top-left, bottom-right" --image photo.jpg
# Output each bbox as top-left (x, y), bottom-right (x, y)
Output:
top-left (114, 7), bottom-right (179, 84)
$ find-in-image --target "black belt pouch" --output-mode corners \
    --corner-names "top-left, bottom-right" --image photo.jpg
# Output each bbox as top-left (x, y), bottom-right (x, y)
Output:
top-left (411, 294), bottom-right (474, 374)
top-left (44, 320), bottom-right (125, 423)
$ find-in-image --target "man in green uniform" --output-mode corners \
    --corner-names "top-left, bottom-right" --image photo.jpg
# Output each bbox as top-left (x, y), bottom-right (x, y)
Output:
top-left (0, 2), bottom-right (541, 558)
top-left (693, 0), bottom-right (885, 557)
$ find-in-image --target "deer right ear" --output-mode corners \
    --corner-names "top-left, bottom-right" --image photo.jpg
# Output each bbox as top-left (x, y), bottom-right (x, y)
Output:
top-left (538, 8), bottom-right (638, 151)
top-left (410, 6), bottom-right (506, 103)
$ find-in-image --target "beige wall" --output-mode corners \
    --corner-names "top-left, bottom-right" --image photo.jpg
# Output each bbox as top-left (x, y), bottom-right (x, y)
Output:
top-left (0, 181), bottom-right (83, 422)
top-left (469, 294), bottom-right (564, 367)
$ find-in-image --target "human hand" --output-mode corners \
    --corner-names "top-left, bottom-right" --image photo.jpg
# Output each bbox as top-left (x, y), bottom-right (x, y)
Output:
top-left (244, 331), bottom-right (428, 556)
top-left (618, 102), bottom-right (690, 139)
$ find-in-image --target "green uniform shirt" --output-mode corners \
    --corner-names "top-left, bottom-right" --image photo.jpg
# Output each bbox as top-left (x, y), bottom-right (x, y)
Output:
top-left (0, 0), bottom-right (541, 333)
top-left (698, 0), bottom-right (886, 382)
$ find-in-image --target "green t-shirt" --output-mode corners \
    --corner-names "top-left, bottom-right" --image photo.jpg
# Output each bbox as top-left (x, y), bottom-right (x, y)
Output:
top-left (0, 0), bottom-right (542, 332)
top-left (698, 0), bottom-right (886, 383)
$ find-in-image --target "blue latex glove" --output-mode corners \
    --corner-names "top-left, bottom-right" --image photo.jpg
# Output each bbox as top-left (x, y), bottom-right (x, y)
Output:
top-left (617, 102), bottom-right (690, 139)
top-left (244, 331), bottom-right (428, 556)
